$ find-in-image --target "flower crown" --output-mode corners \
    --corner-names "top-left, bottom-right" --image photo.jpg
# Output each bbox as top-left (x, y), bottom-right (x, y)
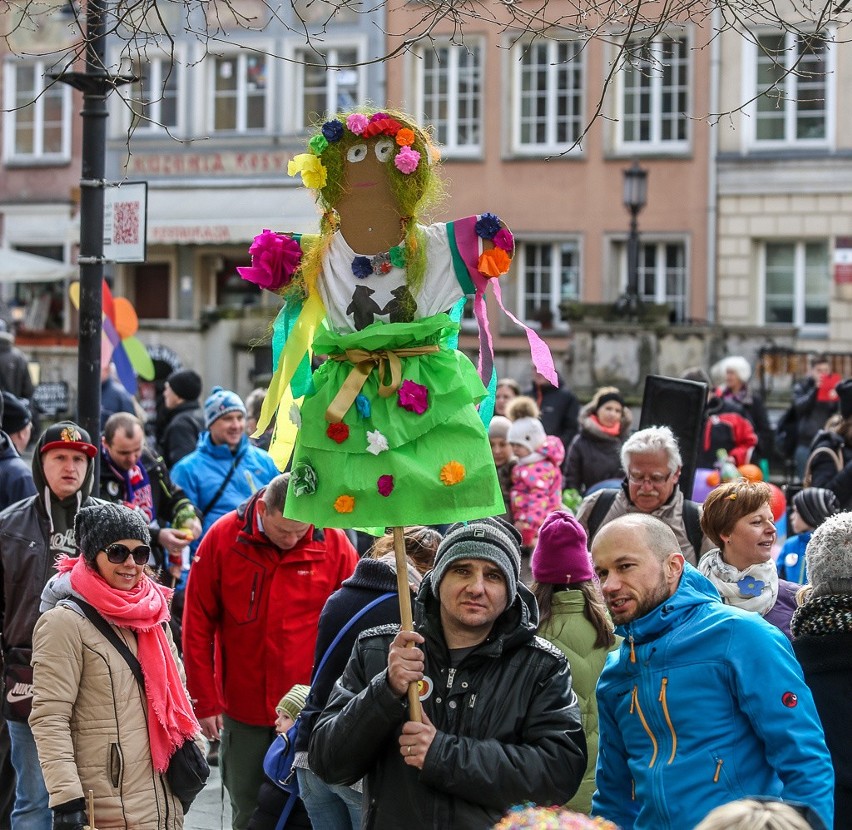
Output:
top-left (288, 112), bottom-right (423, 189)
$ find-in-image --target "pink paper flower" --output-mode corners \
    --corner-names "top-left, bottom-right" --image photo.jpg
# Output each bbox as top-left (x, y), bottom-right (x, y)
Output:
top-left (397, 380), bottom-right (428, 414)
top-left (394, 146), bottom-right (420, 175)
top-left (346, 113), bottom-right (369, 135)
top-left (493, 227), bottom-right (515, 253)
top-left (377, 475), bottom-right (394, 497)
top-left (237, 229), bottom-right (302, 292)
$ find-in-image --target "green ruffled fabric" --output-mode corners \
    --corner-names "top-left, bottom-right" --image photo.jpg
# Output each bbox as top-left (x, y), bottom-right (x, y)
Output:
top-left (285, 314), bottom-right (504, 527)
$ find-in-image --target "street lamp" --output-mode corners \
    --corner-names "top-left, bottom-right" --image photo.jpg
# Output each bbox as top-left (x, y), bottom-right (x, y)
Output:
top-left (619, 160), bottom-right (648, 316)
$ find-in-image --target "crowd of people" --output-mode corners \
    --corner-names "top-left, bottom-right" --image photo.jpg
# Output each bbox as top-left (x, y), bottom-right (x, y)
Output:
top-left (1, 322), bottom-right (852, 830)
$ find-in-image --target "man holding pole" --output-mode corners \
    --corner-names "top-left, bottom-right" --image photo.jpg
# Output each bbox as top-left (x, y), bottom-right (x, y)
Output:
top-left (309, 516), bottom-right (587, 829)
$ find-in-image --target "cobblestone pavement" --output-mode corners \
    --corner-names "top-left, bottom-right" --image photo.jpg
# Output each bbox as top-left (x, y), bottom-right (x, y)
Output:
top-left (184, 763), bottom-right (232, 830)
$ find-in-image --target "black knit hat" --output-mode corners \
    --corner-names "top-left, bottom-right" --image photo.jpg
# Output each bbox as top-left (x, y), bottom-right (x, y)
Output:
top-left (837, 378), bottom-right (852, 420)
top-left (431, 516), bottom-right (522, 601)
top-left (167, 369), bottom-right (203, 402)
top-left (74, 503), bottom-right (151, 563)
top-left (1, 392), bottom-right (32, 435)
top-left (793, 488), bottom-right (839, 530)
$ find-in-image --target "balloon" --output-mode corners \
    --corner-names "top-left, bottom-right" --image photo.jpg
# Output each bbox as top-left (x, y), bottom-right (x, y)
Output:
top-left (738, 463), bottom-right (764, 482)
top-left (767, 482), bottom-right (786, 521)
top-left (691, 468), bottom-right (717, 503)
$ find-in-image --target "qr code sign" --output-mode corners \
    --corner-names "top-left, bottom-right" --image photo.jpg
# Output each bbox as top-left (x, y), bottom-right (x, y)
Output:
top-left (113, 201), bottom-right (139, 245)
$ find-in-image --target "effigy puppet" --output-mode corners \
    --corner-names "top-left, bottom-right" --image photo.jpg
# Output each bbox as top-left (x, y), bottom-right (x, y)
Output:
top-left (239, 109), bottom-right (555, 528)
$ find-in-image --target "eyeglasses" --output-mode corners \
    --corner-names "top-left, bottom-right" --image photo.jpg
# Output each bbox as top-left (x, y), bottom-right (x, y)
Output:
top-left (103, 544), bottom-right (151, 565)
top-left (627, 471), bottom-right (672, 486)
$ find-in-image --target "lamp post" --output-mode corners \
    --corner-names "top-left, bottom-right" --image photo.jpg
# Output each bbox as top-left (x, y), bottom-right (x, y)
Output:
top-left (620, 160), bottom-right (648, 316)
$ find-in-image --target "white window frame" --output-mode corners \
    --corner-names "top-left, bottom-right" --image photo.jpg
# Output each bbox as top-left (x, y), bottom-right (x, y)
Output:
top-left (509, 35), bottom-right (585, 157)
top-left (616, 31), bottom-right (691, 154)
top-left (412, 39), bottom-right (484, 158)
top-left (207, 46), bottom-right (272, 134)
top-left (759, 239), bottom-right (830, 335)
top-left (615, 236), bottom-right (689, 322)
top-left (743, 28), bottom-right (835, 149)
top-left (514, 238), bottom-right (582, 330)
top-left (2, 59), bottom-right (72, 163)
top-left (117, 48), bottom-right (185, 137)
top-left (287, 39), bottom-right (368, 133)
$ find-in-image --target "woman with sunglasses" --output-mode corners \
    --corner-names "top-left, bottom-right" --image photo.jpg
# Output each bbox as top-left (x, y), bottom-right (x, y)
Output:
top-left (29, 503), bottom-right (202, 829)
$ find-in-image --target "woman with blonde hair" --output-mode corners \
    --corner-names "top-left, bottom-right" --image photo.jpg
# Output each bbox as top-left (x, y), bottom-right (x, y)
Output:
top-left (693, 797), bottom-right (826, 830)
top-left (699, 479), bottom-right (798, 638)
top-left (564, 386), bottom-right (632, 494)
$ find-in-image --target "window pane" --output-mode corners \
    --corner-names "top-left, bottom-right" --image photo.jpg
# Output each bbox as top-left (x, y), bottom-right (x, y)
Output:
top-left (214, 58), bottom-right (238, 130)
top-left (795, 34), bottom-right (826, 140)
top-left (764, 243), bottom-right (795, 323)
top-left (245, 54), bottom-right (266, 129)
top-left (420, 44), bottom-right (480, 150)
top-left (804, 242), bottom-right (829, 324)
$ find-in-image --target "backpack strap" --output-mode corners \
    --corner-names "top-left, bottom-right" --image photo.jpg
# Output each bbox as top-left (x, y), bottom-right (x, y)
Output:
top-left (586, 490), bottom-right (618, 543)
top-left (683, 500), bottom-right (703, 560)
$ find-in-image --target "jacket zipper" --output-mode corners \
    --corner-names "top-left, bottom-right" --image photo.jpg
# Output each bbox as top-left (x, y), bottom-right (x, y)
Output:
top-left (446, 668), bottom-right (455, 689)
top-left (248, 573), bottom-right (259, 618)
top-left (628, 634), bottom-right (636, 663)
top-left (630, 685), bottom-right (658, 768)
top-left (658, 677), bottom-right (677, 764)
top-left (713, 757), bottom-right (723, 783)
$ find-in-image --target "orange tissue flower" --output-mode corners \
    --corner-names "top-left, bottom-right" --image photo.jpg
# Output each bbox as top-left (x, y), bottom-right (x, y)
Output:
top-left (396, 128), bottom-right (415, 147)
top-left (440, 461), bottom-right (466, 486)
top-left (334, 494), bottom-right (355, 513)
top-left (478, 248), bottom-right (511, 278)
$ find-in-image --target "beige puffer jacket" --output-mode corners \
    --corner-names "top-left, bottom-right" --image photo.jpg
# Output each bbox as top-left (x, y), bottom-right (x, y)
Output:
top-left (30, 603), bottom-right (195, 829)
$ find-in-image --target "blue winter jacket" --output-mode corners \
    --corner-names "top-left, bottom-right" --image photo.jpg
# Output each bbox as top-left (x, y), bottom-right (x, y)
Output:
top-left (171, 431), bottom-right (279, 540)
top-left (592, 564), bottom-right (834, 830)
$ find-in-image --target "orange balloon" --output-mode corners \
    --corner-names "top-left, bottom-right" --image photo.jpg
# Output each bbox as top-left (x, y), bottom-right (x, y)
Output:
top-left (766, 483), bottom-right (786, 522)
top-left (705, 470), bottom-right (720, 486)
top-left (737, 464), bottom-right (763, 482)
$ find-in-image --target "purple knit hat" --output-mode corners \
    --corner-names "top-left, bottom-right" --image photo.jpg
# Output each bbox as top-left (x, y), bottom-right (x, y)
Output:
top-left (531, 510), bottom-right (595, 585)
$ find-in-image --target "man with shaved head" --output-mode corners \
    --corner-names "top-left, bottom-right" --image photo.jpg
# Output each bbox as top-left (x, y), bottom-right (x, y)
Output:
top-left (590, 514), bottom-right (834, 830)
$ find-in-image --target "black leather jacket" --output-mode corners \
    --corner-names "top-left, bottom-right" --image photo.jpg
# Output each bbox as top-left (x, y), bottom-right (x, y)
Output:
top-left (309, 577), bottom-right (587, 829)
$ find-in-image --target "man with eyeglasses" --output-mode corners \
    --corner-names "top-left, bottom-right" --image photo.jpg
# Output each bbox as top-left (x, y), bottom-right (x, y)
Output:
top-left (0, 422), bottom-right (102, 830)
top-left (576, 425), bottom-right (712, 565)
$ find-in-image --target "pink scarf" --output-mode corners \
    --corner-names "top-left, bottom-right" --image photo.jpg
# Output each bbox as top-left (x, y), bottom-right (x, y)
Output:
top-left (58, 556), bottom-right (199, 772)
top-left (590, 414), bottom-right (622, 437)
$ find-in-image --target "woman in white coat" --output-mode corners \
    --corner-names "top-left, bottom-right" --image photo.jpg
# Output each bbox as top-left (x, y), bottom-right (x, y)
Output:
top-left (30, 503), bottom-right (203, 830)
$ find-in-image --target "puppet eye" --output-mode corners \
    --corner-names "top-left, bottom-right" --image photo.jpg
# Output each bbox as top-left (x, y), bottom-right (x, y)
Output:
top-left (374, 138), bottom-right (394, 163)
top-left (346, 143), bottom-right (368, 163)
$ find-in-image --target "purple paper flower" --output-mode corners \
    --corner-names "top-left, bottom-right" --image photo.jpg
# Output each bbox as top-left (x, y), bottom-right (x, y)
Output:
top-left (377, 475), bottom-right (394, 497)
top-left (236, 229), bottom-right (302, 292)
top-left (493, 227), bottom-right (514, 252)
top-left (737, 576), bottom-right (765, 598)
top-left (352, 256), bottom-right (372, 279)
top-left (394, 146), bottom-right (420, 175)
top-left (369, 112), bottom-right (391, 123)
top-left (322, 120), bottom-right (344, 142)
top-left (475, 212), bottom-right (502, 240)
top-left (397, 379), bottom-right (428, 414)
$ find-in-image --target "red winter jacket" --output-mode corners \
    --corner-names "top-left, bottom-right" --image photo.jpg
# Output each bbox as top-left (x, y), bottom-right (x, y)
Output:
top-left (182, 490), bottom-right (358, 726)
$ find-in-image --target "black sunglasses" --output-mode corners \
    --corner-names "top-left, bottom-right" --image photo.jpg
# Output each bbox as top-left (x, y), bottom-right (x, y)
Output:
top-left (103, 543), bottom-right (151, 565)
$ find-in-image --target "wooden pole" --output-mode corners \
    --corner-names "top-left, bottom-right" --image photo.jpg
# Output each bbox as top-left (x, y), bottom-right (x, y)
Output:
top-left (392, 526), bottom-right (422, 722)
top-left (87, 789), bottom-right (95, 830)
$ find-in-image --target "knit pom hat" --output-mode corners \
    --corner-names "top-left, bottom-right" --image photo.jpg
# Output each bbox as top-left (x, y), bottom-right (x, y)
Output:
top-left (1, 392), bottom-right (31, 435)
top-left (488, 415), bottom-right (512, 440)
top-left (531, 510), bottom-right (595, 585)
top-left (793, 488), bottom-right (839, 530)
top-left (805, 511), bottom-right (852, 596)
top-left (507, 417), bottom-right (547, 455)
top-left (431, 516), bottom-right (522, 602)
top-left (204, 386), bottom-right (246, 427)
top-left (167, 369), bottom-right (202, 402)
top-left (275, 684), bottom-right (310, 721)
top-left (75, 503), bottom-right (151, 563)
top-left (837, 377), bottom-right (852, 419)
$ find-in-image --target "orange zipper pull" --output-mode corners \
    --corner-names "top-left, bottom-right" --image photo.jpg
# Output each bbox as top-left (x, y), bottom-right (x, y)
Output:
top-left (713, 758), bottom-right (723, 783)
top-left (629, 634), bottom-right (636, 663)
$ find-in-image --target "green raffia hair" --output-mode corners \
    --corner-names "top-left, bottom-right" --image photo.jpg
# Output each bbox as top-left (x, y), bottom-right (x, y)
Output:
top-left (287, 108), bottom-right (446, 310)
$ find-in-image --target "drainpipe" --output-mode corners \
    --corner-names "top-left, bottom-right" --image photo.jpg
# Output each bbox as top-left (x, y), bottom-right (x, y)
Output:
top-left (705, 4), bottom-right (721, 324)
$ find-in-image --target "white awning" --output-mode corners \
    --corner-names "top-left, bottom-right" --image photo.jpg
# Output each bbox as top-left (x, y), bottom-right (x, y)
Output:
top-left (0, 248), bottom-right (77, 283)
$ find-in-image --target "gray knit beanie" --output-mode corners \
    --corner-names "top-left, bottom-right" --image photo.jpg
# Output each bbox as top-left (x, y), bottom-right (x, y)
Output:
top-left (75, 503), bottom-right (151, 563)
top-left (793, 488), bottom-right (839, 530)
top-left (430, 516), bottom-right (522, 601)
top-left (805, 511), bottom-right (852, 596)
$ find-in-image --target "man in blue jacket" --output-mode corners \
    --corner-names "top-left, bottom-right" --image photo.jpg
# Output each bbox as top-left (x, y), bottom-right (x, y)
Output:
top-left (591, 513), bottom-right (833, 830)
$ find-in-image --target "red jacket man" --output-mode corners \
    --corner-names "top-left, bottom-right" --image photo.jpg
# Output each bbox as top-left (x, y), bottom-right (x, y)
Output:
top-left (182, 474), bottom-right (358, 830)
